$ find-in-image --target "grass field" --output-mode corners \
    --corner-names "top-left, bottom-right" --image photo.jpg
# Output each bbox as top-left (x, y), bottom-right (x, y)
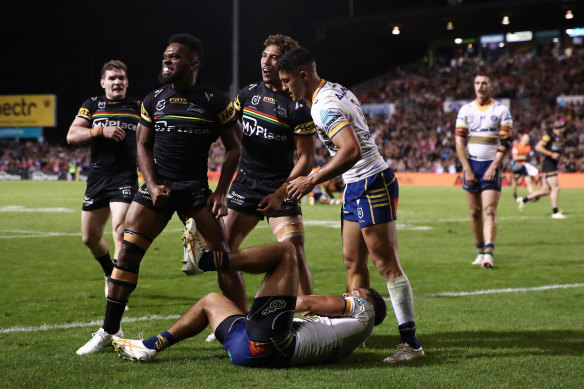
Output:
top-left (0, 181), bottom-right (583, 388)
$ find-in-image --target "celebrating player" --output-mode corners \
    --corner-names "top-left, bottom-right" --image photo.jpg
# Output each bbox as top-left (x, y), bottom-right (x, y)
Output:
top-left (77, 34), bottom-right (245, 355)
top-left (214, 34), bottom-right (316, 298)
top-left (66, 60), bottom-right (140, 297)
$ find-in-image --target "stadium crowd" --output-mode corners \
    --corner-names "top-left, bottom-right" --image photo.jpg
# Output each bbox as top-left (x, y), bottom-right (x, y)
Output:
top-left (1, 49), bottom-right (583, 178)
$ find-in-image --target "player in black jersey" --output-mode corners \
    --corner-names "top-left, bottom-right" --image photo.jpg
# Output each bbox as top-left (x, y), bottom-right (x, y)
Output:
top-left (77, 34), bottom-right (245, 355)
top-left (222, 34), bottom-right (316, 299)
top-left (517, 120), bottom-right (567, 219)
top-left (66, 60), bottom-right (140, 297)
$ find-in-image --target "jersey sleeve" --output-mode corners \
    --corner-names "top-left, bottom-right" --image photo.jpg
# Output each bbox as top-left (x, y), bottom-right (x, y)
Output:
top-left (455, 104), bottom-right (469, 137)
top-left (138, 91), bottom-right (156, 128)
top-left (75, 97), bottom-right (96, 122)
top-left (213, 89), bottom-right (237, 128)
top-left (289, 101), bottom-right (316, 136)
top-left (498, 105), bottom-right (513, 152)
top-left (313, 99), bottom-right (351, 140)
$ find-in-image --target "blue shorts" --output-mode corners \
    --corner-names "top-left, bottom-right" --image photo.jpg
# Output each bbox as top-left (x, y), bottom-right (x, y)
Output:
top-left (463, 160), bottom-right (502, 193)
top-left (221, 320), bottom-right (296, 368)
top-left (342, 167), bottom-right (398, 227)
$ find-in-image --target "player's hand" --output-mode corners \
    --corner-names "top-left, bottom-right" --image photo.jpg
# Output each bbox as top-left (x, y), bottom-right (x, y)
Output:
top-left (102, 126), bottom-right (126, 142)
top-left (257, 192), bottom-right (284, 216)
top-left (464, 169), bottom-right (478, 187)
top-left (287, 176), bottom-right (316, 201)
top-left (150, 184), bottom-right (171, 208)
top-left (550, 152), bottom-right (560, 160)
top-left (207, 191), bottom-right (228, 219)
top-left (483, 166), bottom-right (497, 182)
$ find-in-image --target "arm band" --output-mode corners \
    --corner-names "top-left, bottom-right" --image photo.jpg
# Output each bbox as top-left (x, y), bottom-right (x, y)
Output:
top-left (90, 126), bottom-right (104, 137)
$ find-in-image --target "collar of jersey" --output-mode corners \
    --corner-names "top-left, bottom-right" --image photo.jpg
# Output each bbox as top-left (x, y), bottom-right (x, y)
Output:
top-left (312, 79), bottom-right (327, 105)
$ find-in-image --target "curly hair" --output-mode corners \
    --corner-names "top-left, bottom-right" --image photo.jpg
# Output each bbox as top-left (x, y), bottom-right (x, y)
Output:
top-left (168, 33), bottom-right (204, 64)
top-left (100, 60), bottom-right (127, 79)
top-left (264, 34), bottom-right (300, 55)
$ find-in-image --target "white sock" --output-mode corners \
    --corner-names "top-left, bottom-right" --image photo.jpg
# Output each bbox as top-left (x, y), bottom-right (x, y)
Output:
top-left (387, 275), bottom-right (415, 325)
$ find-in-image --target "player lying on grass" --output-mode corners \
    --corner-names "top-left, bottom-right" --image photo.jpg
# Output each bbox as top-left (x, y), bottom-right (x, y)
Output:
top-left (112, 219), bottom-right (388, 367)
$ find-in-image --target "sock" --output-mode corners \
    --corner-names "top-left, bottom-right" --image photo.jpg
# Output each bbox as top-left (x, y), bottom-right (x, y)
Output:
top-left (199, 250), bottom-right (230, 271)
top-left (484, 243), bottom-right (495, 258)
top-left (143, 331), bottom-right (175, 351)
top-left (103, 297), bottom-right (127, 334)
top-left (475, 242), bottom-right (485, 256)
top-left (553, 207), bottom-right (559, 214)
top-left (522, 196), bottom-right (529, 203)
top-left (513, 193), bottom-right (517, 200)
top-left (398, 321), bottom-right (422, 349)
top-left (95, 252), bottom-right (114, 276)
top-left (387, 275), bottom-right (420, 348)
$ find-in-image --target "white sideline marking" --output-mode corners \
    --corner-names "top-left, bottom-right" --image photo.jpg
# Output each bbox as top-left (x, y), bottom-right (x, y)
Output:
top-left (0, 205), bottom-right (73, 213)
top-left (414, 283), bottom-right (584, 298)
top-left (2, 283), bottom-right (583, 334)
top-left (0, 314), bottom-right (180, 334)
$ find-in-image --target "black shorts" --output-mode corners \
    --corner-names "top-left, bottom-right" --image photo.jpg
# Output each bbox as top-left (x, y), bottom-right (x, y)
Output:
top-left (82, 171), bottom-right (138, 211)
top-left (227, 173), bottom-right (301, 220)
top-left (541, 158), bottom-right (559, 174)
top-left (132, 176), bottom-right (211, 220)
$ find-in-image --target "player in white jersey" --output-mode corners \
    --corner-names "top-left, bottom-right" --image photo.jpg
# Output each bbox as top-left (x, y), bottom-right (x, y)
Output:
top-left (112, 237), bottom-right (387, 367)
top-left (275, 47), bottom-right (424, 363)
top-left (455, 72), bottom-right (513, 269)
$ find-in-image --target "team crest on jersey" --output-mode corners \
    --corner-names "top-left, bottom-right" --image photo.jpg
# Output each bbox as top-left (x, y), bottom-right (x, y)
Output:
top-left (156, 100), bottom-right (166, 110)
top-left (98, 101), bottom-right (106, 109)
top-left (251, 95), bottom-right (261, 105)
top-left (467, 114), bottom-right (475, 123)
top-left (490, 115), bottom-right (498, 123)
top-left (276, 105), bottom-right (287, 118)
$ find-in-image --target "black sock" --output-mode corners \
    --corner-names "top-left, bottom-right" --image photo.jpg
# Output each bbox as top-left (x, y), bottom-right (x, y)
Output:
top-left (199, 250), bottom-right (230, 271)
top-left (103, 297), bottom-right (127, 334)
top-left (553, 207), bottom-right (559, 214)
top-left (95, 253), bottom-right (114, 276)
top-left (398, 321), bottom-right (421, 349)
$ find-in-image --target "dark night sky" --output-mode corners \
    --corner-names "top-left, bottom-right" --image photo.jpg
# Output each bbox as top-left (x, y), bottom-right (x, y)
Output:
top-left (2, 0), bottom-right (578, 143)
top-left (2, 0), bottom-right (429, 143)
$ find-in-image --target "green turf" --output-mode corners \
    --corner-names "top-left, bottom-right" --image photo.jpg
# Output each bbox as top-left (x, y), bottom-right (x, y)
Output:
top-left (0, 181), bottom-right (582, 388)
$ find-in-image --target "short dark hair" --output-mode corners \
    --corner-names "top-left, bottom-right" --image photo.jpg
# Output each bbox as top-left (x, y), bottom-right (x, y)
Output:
top-left (264, 34), bottom-right (300, 55)
top-left (100, 60), bottom-right (127, 79)
top-left (168, 33), bottom-right (204, 64)
top-left (367, 288), bottom-right (387, 326)
top-left (474, 71), bottom-right (492, 83)
top-left (275, 47), bottom-right (315, 73)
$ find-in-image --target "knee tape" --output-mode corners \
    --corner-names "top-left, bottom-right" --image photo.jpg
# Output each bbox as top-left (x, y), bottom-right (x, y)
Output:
top-left (271, 217), bottom-right (304, 242)
top-left (123, 229), bottom-right (152, 254)
top-left (110, 264), bottom-right (138, 290)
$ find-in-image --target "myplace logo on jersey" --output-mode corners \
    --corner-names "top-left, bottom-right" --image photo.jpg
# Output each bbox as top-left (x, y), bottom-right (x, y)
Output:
top-left (242, 116), bottom-right (288, 142)
top-left (94, 118), bottom-right (137, 131)
top-left (154, 120), bottom-right (210, 134)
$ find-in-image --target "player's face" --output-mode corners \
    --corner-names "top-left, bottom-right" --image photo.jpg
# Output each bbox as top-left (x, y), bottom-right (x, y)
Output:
top-left (474, 75), bottom-right (492, 101)
top-left (261, 45), bottom-right (283, 86)
top-left (279, 70), bottom-right (306, 102)
top-left (100, 69), bottom-right (128, 100)
top-left (160, 43), bottom-right (198, 85)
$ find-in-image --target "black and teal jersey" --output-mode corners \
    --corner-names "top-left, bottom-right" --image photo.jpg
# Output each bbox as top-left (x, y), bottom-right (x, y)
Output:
top-left (234, 82), bottom-right (315, 180)
top-left (76, 96), bottom-right (140, 175)
top-left (139, 83), bottom-right (237, 181)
